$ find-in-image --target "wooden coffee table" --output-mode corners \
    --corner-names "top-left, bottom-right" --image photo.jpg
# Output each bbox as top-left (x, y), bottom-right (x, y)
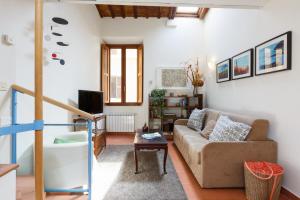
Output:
top-left (134, 130), bottom-right (168, 174)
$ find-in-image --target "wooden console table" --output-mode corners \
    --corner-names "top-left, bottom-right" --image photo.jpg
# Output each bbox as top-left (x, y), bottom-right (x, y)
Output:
top-left (73, 114), bottom-right (106, 156)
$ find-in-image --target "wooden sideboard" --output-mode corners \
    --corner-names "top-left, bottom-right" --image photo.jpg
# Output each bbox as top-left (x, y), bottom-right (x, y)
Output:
top-left (73, 115), bottom-right (106, 157)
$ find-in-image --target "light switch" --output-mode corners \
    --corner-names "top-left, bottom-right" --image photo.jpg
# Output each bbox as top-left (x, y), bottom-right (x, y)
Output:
top-left (0, 81), bottom-right (9, 91)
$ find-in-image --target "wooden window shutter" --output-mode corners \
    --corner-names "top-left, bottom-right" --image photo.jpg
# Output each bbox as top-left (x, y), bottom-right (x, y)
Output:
top-left (101, 44), bottom-right (110, 103)
top-left (137, 45), bottom-right (143, 104)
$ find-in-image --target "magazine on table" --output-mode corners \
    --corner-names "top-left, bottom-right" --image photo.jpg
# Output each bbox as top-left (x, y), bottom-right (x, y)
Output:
top-left (142, 132), bottom-right (161, 140)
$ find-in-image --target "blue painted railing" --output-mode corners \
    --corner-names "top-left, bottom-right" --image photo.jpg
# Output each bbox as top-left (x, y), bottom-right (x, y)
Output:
top-left (0, 89), bottom-right (93, 200)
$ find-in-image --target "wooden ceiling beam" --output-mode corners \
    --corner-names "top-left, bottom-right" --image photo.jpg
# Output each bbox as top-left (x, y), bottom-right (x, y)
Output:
top-left (158, 7), bottom-right (161, 19)
top-left (198, 8), bottom-right (209, 19)
top-left (121, 5), bottom-right (126, 18)
top-left (145, 7), bottom-right (149, 18)
top-left (133, 6), bottom-right (138, 18)
top-left (108, 5), bottom-right (115, 18)
top-left (168, 7), bottom-right (176, 19)
top-left (97, 5), bottom-right (104, 18)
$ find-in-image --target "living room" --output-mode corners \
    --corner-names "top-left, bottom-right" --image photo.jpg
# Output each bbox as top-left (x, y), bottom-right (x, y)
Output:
top-left (0, 0), bottom-right (299, 200)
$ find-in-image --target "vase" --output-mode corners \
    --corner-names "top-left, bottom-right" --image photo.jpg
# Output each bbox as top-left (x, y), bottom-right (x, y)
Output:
top-left (193, 86), bottom-right (198, 96)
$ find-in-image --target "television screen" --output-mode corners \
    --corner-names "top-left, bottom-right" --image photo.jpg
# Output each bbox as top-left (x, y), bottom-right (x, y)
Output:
top-left (78, 90), bottom-right (103, 114)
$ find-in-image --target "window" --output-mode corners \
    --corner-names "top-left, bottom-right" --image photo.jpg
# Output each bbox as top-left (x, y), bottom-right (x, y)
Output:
top-left (176, 6), bottom-right (203, 18)
top-left (101, 44), bottom-right (143, 105)
top-left (176, 7), bottom-right (199, 14)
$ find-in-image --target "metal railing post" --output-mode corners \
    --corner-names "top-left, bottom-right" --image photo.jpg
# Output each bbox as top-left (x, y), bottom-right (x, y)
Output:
top-left (87, 120), bottom-right (93, 200)
top-left (11, 89), bottom-right (17, 164)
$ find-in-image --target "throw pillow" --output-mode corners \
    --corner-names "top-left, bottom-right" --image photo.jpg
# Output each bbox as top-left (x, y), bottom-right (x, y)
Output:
top-left (200, 120), bottom-right (216, 139)
top-left (187, 108), bottom-right (207, 131)
top-left (209, 115), bottom-right (251, 142)
top-left (54, 138), bottom-right (82, 144)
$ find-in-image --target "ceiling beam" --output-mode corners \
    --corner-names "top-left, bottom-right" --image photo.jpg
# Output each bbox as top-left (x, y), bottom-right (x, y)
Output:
top-left (62, 0), bottom-right (269, 9)
top-left (108, 5), bottom-right (115, 18)
top-left (96, 5), bottom-right (104, 18)
top-left (168, 7), bottom-right (176, 20)
top-left (133, 6), bottom-right (138, 18)
top-left (158, 7), bottom-right (161, 19)
top-left (121, 5), bottom-right (125, 18)
top-left (198, 8), bottom-right (209, 19)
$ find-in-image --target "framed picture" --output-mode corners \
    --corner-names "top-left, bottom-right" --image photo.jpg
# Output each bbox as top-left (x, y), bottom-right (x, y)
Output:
top-left (216, 59), bottom-right (231, 83)
top-left (231, 49), bottom-right (253, 80)
top-left (156, 67), bottom-right (189, 89)
top-left (255, 31), bottom-right (292, 76)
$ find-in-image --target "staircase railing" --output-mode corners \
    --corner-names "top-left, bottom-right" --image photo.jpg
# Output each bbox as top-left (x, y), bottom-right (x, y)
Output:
top-left (0, 85), bottom-right (95, 200)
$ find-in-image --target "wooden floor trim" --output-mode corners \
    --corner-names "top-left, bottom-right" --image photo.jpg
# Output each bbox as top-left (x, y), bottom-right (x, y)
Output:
top-left (281, 187), bottom-right (300, 200)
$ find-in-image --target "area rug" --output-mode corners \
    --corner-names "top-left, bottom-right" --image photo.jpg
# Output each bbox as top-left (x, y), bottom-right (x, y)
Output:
top-left (93, 145), bottom-right (187, 200)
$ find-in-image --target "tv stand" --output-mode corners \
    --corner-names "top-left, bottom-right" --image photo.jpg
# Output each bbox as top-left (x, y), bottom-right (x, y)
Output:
top-left (73, 114), bottom-right (106, 156)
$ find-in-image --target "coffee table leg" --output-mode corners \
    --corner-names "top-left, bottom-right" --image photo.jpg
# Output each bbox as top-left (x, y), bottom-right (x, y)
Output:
top-left (163, 147), bottom-right (168, 174)
top-left (134, 148), bottom-right (138, 174)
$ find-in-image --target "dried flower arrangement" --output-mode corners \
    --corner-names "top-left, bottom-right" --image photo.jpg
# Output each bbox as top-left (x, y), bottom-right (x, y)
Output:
top-left (183, 58), bottom-right (204, 95)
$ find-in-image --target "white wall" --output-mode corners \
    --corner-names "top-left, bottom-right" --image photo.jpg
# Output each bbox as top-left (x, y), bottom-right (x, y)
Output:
top-left (0, 0), bottom-right (101, 174)
top-left (100, 18), bottom-right (206, 129)
top-left (0, 2), bottom-right (17, 162)
top-left (204, 0), bottom-right (300, 196)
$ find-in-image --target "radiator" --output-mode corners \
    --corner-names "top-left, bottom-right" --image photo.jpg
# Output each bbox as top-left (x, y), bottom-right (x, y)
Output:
top-left (106, 113), bottom-right (135, 133)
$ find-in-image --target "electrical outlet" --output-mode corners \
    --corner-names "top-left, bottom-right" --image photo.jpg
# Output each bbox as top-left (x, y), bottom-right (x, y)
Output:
top-left (0, 81), bottom-right (9, 91)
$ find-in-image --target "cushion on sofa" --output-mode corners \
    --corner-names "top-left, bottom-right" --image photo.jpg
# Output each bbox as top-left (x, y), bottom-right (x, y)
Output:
top-left (187, 109), bottom-right (206, 131)
top-left (209, 115), bottom-right (252, 142)
top-left (182, 135), bottom-right (209, 164)
top-left (246, 119), bottom-right (269, 141)
top-left (174, 125), bottom-right (200, 141)
top-left (200, 120), bottom-right (216, 139)
top-left (204, 110), bottom-right (220, 127)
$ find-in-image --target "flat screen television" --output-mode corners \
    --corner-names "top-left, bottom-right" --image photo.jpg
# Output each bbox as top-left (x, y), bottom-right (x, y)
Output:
top-left (78, 90), bottom-right (103, 114)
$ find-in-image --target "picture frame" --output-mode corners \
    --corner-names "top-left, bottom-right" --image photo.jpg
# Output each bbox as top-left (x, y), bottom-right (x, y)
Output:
top-left (231, 49), bottom-right (253, 80)
top-left (255, 31), bottom-right (292, 76)
top-left (156, 67), bottom-right (189, 89)
top-left (216, 59), bottom-right (231, 83)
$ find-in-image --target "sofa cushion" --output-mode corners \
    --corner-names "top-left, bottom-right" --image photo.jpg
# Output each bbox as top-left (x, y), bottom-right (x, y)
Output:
top-left (209, 115), bottom-right (252, 142)
top-left (187, 109), bottom-right (206, 131)
top-left (182, 135), bottom-right (209, 164)
top-left (200, 120), bottom-right (216, 139)
top-left (204, 110), bottom-right (220, 127)
top-left (174, 125), bottom-right (200, 142)
top-left (246, 119), bottom-right (269, 141)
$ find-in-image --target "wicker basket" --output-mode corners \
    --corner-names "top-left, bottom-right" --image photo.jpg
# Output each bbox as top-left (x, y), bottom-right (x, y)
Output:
top-left (244, 162), bottom-right (284, 200)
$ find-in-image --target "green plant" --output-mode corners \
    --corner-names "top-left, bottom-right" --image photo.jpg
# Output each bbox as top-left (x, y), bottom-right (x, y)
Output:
top-left (150, 89), bottom-right (166, 118)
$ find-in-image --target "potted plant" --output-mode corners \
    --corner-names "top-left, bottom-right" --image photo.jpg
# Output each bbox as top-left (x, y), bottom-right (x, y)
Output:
top-left (150, 89), bottom-right (166, 118)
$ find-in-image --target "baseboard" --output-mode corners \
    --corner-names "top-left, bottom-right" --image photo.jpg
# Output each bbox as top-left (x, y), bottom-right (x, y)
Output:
top-left (281, 187), bottom-right (300, 200)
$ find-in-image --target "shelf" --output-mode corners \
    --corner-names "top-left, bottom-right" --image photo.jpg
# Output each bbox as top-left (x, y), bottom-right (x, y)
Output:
top-left (149, 95), bottom-right (202, 99)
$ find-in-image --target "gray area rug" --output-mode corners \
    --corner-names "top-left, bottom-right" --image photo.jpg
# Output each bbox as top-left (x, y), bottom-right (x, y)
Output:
top-left (97, 145), bottom-right (187, 200)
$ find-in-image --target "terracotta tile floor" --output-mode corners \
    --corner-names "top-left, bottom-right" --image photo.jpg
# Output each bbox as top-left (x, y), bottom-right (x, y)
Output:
top-left (17, 134), bottom-right (290, 200)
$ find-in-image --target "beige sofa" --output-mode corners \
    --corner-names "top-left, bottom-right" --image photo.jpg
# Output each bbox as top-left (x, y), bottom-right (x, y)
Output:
top-left (173, 109), bottom-right (277, 188)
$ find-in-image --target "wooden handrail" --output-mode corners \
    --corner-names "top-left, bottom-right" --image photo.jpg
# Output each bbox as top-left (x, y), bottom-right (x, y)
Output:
top-left (12, 84), bottom-right (95, 120)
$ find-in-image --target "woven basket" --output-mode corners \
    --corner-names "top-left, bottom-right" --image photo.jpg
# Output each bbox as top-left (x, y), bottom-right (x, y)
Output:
top-left (244, 162), bottom-right (284, 200)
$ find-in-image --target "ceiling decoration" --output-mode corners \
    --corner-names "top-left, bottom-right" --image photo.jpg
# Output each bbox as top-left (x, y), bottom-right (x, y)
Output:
top-left (96, 5), bottom-right (209, 19)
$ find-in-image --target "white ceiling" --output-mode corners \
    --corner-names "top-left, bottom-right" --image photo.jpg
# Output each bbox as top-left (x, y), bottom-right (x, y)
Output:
top-left (56, 0), bottom-right (270, 9)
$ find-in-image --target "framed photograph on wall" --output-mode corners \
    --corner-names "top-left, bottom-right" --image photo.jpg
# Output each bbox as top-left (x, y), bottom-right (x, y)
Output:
top-left (255, 31), bottom-right (292, 76)
top-left (231, 49), bottom-right (253, 80)
top-left (216, 59), bottom-right (231, 83)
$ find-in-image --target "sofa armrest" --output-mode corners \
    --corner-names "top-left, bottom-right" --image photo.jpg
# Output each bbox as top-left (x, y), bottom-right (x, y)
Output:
top-left (200, 140), bottom-right (277, 188)
top-left (174, 119), bottom-right (188, 126)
